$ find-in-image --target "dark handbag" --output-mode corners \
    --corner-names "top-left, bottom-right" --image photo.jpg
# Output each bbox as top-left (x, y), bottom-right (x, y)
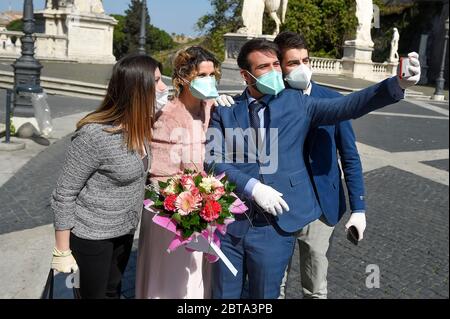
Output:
top-left (41, 269), bottom-right (54, 299)
top-left (40, 269), bottom-right (82, 299)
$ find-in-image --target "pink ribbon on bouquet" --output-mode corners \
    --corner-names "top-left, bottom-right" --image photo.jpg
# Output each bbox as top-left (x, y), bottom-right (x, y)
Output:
top-left (147, 196), bottom-right (248, 263)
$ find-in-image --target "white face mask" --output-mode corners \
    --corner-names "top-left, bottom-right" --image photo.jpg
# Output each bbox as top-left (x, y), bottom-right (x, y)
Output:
top-left (155, 88), bottom-right (169, 113)
top-left (285, 63), bottom-right (312, 90)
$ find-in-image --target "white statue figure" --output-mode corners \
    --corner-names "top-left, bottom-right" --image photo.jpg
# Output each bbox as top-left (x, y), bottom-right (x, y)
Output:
top-left (45, 0), bottom-right (104, 14)
top-left (237, 0), bottom-right (288, 36)
top-left (345, 0), bottom-right (374, 47)
top-left (73, 0), bottom-right (104, 14)
top-left (389, 27), bottom-right (400, 62)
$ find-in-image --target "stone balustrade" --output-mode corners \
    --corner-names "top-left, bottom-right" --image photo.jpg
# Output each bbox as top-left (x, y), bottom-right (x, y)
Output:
top-left (0, 30), bottom-right (70, 62)
top-left (0, 30), bottom-right (22, 58)
top-left (310, 56), bottom-right (398, 81)
top-left (310, 57), bottom-right (343, 74)
top-left (373, 62), bottom-right (388, 74)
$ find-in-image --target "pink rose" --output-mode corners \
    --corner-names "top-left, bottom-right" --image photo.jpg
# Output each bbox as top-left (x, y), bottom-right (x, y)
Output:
top-left (213, 186), bottom-right (226, 200)
top-left (180, 175), bottom-right (195, 191)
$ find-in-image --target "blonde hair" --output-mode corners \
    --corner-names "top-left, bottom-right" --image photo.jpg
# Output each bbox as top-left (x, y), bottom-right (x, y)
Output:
top-left (172, 46), bottom-right (221, 97)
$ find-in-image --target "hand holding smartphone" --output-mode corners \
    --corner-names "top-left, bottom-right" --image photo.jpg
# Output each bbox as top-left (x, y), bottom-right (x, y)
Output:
top-left (399, 57), bottom-right (412, 79)
top-left (347, 225), bottom-right (359, 246)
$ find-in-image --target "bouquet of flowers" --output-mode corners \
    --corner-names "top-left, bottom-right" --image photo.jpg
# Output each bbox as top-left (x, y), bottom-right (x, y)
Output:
top-left (144, 169), bottom-right (248, 275)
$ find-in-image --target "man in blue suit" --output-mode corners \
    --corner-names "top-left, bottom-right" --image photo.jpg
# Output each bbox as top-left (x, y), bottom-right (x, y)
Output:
top-left (206, 39), bottom-right (420, 299)
top-left (274, 31), bottom-right (366, 299)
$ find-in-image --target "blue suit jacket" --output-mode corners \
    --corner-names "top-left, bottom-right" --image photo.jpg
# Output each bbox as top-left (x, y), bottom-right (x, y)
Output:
top-left (304, 82), bottom-right (365, 226)
top-left (206, 77), bottom-right (403, 237)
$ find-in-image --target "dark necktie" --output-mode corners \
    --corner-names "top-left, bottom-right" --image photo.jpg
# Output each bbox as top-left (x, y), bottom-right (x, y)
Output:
top-left (249, 101), bottom-right (265, 151)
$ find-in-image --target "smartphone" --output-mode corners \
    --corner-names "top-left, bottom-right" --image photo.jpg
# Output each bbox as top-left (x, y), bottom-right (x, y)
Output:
top-left (347, 226), bottom-right (359, 246)
top-left (399, 57), bottom-right (412, 79)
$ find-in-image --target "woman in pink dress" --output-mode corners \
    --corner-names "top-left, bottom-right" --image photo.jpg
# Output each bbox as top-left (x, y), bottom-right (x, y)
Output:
top-left (135, 46), bottom-right (221, 299)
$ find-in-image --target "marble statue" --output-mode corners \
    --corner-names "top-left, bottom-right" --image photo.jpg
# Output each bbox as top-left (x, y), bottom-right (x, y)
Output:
top-left (389, 27), bottom-right (400, 62)
top-left (345, 0), bottom-right (375, 47)
top-left (73, 0), bottom-right (104, 14)
top-left (45, 0), bottom-right (104, 14)
top-left (237, 0), bottom-right (288, 36)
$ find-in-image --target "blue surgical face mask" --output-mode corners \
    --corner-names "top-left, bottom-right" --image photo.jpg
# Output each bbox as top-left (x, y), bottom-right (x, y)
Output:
top-left (247, 69), bottom-right (285, 96)
top-left (189, 76), bottom-right (219, 100)
top-left (285, 63), bottom-right (312, 90)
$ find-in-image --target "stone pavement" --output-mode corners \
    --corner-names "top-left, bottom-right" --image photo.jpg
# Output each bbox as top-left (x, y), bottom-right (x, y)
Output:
top-left (0, 83), bottom-right (448, 299)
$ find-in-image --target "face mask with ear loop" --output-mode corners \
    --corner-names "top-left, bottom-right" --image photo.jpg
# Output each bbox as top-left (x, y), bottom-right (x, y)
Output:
top-left (284, 63), bottom-right (313, 90)
top-left (180, 76), bottom-right (219, 100)
top-left (246, 69), bottom-right (285, 96)
top-left (155, 88), bottom-right (169, 114)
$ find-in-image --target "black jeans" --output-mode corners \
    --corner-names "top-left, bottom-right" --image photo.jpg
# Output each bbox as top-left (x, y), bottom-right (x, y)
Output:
top-left (70, 232), bottom-right (134, 299)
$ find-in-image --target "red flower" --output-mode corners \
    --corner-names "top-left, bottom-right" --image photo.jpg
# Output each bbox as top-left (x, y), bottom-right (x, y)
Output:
top-left (200, 200), bottom-right (222, 222)
top-left (164, 194), bottom-right (178, 212)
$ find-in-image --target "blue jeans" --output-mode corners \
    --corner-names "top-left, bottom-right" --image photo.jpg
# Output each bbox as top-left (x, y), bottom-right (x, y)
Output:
top-left (212, 223), bottom-right (296, 299)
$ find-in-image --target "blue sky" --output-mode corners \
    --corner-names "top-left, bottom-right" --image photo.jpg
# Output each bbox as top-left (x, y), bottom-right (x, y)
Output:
top-left (0, 0), bottom-right (212, 36)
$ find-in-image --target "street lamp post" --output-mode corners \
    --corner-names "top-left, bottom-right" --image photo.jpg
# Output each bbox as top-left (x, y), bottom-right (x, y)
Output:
top-left (433, 17), bottom-right (449, 101)
top-left (12, 0), bottom-right (43, 117)
top-left (138, 0), bottom-right (147, 54)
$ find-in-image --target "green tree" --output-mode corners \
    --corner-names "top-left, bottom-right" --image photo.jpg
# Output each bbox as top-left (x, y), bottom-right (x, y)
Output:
top-left (282, 0), bottom-right (357, 58)
top-left (111, 14), bottom-right (128, 59)
top-left (6, 19), bottom-right (23, 32)
top-left (199, 0), bottom-right (357, 59)
top-left (118, 0), bottom-right (174, 59)
top-left (123, 0), bottom-right (150, 54)
top-left (196, 0), bottom-right (242, 61)
top-left (148, 25), bottom-right (175, 53)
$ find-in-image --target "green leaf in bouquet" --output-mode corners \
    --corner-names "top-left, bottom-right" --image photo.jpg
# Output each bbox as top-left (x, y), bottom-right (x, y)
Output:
top-left (184, 168), bottom-right (195, 175)
top-left (194, 174), bottom-right (203, 187)
top-left (145, 189), bottom-right (160, 202)
top-left (191, 213), bottom-right (200, 225)
top-left (225, 182), bottom-right (236, 193)
top-left (175, 183), bottom-right (184, 193)
top-left (158, 181), bottom-right (168, 190)
top-left (216, 216), bottom-right (225, 225)
top-left (172, 213), bottom-right (182, 224)
top-left (220, 211), bottom-right (233, 218)
top-left (218, 199), bottom-right (230, 212)
top-left (182, 228), bottom-right (194, 239)
top-left (181, 218), bottom-right (191, 229)
top-left (154, 199), bottom-right (164, 208)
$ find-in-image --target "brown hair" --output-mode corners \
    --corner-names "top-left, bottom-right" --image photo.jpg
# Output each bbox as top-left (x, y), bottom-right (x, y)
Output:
top-left (274, 31), bottom-right (309, 60)
top-left (77, 53), bottom-right (162, 155)
top-left (237, 39), bottom-right (280, 71)
top-left (172, 46), bottom-right (221, 96)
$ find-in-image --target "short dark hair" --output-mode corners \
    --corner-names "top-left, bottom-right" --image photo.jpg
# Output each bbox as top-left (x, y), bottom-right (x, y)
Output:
top-left (237, 39), bottom-right (281, 71)
top-left (273, 31), bottom-right (309, 54)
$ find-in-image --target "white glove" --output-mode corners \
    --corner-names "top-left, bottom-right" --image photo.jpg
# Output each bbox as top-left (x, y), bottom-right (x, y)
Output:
top-left (214, 94), bottom-right (235, 107)
top-left (252, 182), bottom-right (290, 216)
top-left (51, 247), bottom-right (79, 273)
top-left (345, 212), bottom-right (366, 241)
top-left (397, 52), bottom-right (421, 90)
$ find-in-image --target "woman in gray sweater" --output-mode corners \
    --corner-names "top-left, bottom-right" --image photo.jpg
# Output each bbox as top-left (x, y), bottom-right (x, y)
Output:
top-left (50, 53), bottom-right (168, 298)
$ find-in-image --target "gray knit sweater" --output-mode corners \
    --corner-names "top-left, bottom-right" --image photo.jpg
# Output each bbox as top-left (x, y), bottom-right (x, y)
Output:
top-left (51, 123), bottom-right (151, 240)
